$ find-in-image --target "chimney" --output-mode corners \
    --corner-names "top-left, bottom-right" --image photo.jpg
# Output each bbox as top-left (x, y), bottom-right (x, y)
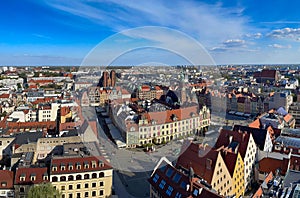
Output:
top-left (229, 135), bottom-right (233, 143)
top-left (242, 133), bottom-right (246, 142)
top-left (206, 158), bottom-right (212, 170)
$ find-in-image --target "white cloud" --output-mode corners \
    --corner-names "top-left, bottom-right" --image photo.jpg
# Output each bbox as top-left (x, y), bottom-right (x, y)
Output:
top-left (43, 0), bottom-right (256, 47)
top-left (268, 44), bottom-right (292, 49)
top-left (245, 32), bottom-right (262, 39)
top-left (267, 27), bottom-right (300, 40)
top-left (223, 39), bottom-right (246, 47)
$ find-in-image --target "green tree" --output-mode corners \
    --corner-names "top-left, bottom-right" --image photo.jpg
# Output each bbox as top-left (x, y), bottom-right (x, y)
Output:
top-left (28, 183), bottom-right (61, 198)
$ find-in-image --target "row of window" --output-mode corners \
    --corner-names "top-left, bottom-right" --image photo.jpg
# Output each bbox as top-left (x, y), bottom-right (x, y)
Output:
top-left (61, 190), bottom-right (104, 198)
top-left (57, 181), bottom-right (104, 191)
top-left (51, 172), bottom-right (105, 182)
top-left (52, 162), bottom-right (104, 171)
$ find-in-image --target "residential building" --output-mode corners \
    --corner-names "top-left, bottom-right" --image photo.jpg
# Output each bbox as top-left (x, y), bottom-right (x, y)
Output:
top-left (14, 167), bottom-right (49, 198)
top-left (137, 85), bottom-right (163, 101)
top-left (233, 125), bottom-right (273, 152)
top-left (149, 161), bottom-right (223, 198)
top-left (111, 103), bottom-right (210, 147)
top-left (176, 143), bottom-right (234, 196)
top-left (214, 129), bottom-right (257, 190)
top-left (268, 91), bottom-right (293, 111)
top-left (219, 148), bottom-right (245, 197)
top-left (289, 102), bottom-right (300, 127)
top-left (0, 170), bottom-right (14, 198)
top-left (50, 143), bottom-right (113, 198)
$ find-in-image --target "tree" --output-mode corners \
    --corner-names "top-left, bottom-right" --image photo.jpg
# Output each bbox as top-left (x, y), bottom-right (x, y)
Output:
top-left (28, 183), bottom-right (61, 198)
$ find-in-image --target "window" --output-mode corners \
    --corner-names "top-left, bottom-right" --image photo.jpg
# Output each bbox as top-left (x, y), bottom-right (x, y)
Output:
top-left (52, 166), bottom-right (57, 171)
top-left (20, 187), bottom-right (25, 193)
top-left (152, 174), bottom-right (159, 183)
top-left (92, 183), bottom-right (96, 188)
top-left (84, 174), bottom-right (89, 179)
top-left (69, 185), bottom-right (73, 190)
top-left (92, 173), bottom-right (97, 178)
top-left (92, 191), bottom-right (96, 197)
top-left (99, 190), bottom-right (104, 196)
top-left (172, 173), bottom-right (182, 183)
top-left (85, 183), bottom-right (88, 188)
top-left (76, 175), bottom-right (82, 180)
top-left (84, 192), bottom-right (88, 197)
top-left (99, 172), bottom-right (104, 178)
top-left (193, 189), bottom-right (199, 196)
top-left (166, 168), bottom-right (174, 178)
top-left (159, 180), bottom-right (166, 189)
top-left (84, 162), bottom-right (89, 169)
top-left (76, 193), bottom-right (80, 198)
top-left (100, 181), bottom-right (104, 186)
top-left (68, 175), bottom-right (74, 181)
top-left (61, 186), bottom-right (65, 190)
top-left (68, 194), bottom-right (72, 198)
top-left (20, 175), bottom-right (25, 181)
top-left (77, 184), bottom-right (81, 189)
top-left (175, 192), bottom-right (182, 198)
top-left (166, 186), bottom-right (173, 196)
top-left (60, 176), bottom-right (66, 181)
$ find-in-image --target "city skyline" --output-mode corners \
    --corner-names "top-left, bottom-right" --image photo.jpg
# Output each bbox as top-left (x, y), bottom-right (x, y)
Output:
top-left (2, 0), bottom-right (300, 65)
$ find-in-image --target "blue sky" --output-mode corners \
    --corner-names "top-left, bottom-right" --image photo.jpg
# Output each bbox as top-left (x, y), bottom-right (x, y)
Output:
top-left (1, 0), bottom-right (300, 65)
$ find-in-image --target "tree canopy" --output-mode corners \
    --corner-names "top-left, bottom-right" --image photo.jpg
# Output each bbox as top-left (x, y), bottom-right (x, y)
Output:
top-left (28, 183), bottom-right (61, 198)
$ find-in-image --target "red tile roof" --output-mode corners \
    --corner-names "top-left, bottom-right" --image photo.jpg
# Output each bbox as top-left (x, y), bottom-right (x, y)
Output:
top-left (176, 143), bottom-right (219, 183)
top-left (146, 105), bottom-right (199, 125)
top-left (51, 156), bottom-right (112, 175)
top-left (15, 167), bottom-right (49, 185)
top-left (258, 157), bottom-right (289, 175)
top-left (252, 172), bottom-right (273, 198)
top-left (284, 113), bottom-right (293, 123)
top-left (214, 129), bottom-right (250, 159)
top-left (0, 170), bottom-right (14, 189)
top-left (219, 149), bottom-right (238, 177)
top-left (249, 119), bottom-right (260, 129)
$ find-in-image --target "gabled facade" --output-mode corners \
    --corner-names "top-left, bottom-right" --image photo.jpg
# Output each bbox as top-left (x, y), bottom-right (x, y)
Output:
top-left (176, 143), bottom-right (234, 196)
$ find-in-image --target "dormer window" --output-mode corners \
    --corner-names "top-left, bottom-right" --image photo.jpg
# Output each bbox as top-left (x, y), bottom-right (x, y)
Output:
top-left (92, 161), bottom-right (96, 168)
top-left (30, 174), bottom-right (36, 181)
top-left (76, 162), bottom-right (81, 170)
top-left (61, 163), bottom-right (66, 171)
top-left (84, 161), bottom-right (89, 169)
top-left (52, 165), bottom-right (57, 171)
top-left (99, 160), bottom-right (104, 167)
top-left (20, 174), bottom-right (26, 181)
top-left (43, 174), bottom-right (48, 180)
top-left (68, 163), bottom-right (73, 170)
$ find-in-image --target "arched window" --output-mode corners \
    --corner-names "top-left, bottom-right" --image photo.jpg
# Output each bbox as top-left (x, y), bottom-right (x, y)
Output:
top-left (84, 174), bottom-right (90, 179)
top-left (60, 176), bottom-right (66, 181)
top-left (68, 175), bottom-right (74, 181)
top-left (92, 173), bottom-right (97, 178)
top-left (99, 172), bottom-right (104, 178)
top-left (76, 175), bottom-right (82, 180)
top-left (52, 176), bottom-right (58, 182)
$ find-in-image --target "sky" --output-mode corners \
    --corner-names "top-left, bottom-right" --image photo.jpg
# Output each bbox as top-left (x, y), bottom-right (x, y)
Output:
top-left (1, 0), bottom-right (300, 65)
